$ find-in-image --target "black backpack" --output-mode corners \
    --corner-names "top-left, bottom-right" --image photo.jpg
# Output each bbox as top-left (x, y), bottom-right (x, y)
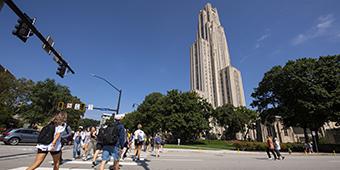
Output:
top-left (97, 127), bottom-right (105, 144)
top-left (102, 123), bottom-right (119, 145)
top-left (38, 123), bottom-right (55, 145)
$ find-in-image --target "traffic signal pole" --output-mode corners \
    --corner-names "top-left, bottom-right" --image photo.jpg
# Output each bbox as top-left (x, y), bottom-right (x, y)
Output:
top-left (4, 0), bottom-right (75, 75)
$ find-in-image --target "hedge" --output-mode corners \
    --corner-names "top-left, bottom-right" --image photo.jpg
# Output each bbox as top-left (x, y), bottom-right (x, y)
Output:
top-left (231, 141), bottom-right (340, 153)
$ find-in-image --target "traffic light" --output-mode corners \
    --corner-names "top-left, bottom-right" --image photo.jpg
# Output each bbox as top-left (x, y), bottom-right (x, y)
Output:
top-left (12, 13), bottom-right (35, 42)
top-left (80, 103), bottom-right (86, 112)
top-left (57, 102), bottom-right (64, 110)
top-left (56, 64), bottom-right (66, 78)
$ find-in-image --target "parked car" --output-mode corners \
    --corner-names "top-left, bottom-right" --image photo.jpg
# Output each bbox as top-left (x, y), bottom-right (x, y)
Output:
top-left (0, 128), bottom-right (39, 145)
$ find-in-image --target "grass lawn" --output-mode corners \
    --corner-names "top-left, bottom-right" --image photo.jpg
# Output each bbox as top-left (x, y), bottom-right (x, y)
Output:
top-left (164, 140), bottom-right (235, 150)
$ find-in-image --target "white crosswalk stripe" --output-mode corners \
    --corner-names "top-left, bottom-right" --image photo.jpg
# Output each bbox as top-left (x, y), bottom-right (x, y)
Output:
top-left (49, 160), bottom-right (139, 166)
top-left (9, 167), bottom-right (97, 170)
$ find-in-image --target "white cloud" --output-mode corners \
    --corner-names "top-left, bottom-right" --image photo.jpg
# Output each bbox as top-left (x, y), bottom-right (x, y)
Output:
top-left (257, 33), bottom-right (271, 42)
top-left (292, 14), bottom-right (337, 45)
top-left (254, 33), bottom-right (271, 49)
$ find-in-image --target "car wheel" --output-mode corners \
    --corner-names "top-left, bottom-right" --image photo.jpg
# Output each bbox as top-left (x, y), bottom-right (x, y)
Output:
top-left (8, 137), bottom-right (20, 145)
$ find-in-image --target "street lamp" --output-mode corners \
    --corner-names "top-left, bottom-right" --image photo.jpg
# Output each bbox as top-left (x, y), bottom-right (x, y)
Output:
top-left (91, 74), bottom-right (122, 116)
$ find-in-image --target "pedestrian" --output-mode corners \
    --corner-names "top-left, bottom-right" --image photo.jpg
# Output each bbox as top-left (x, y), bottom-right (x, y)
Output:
top-left (121, 129), bottom-right (132, 160)
top-left (99, 114), bottom-right (126, 170)
top-left (92, 125), bottom-right (106, 167)
top-left (81, 127), bottom-right (91, 160)
top-left (160, 137), bottom-right (165, 153)
top-left (154, 134), bottom-right (162, 157)
top-left (308, 141), bottom-right (314, 153)
top-left (266, 136), bottom-right (277, 160)
top-left (273, 137), bottom-right (285, 160)
top-left (26, 111), bottom-right (67, 170)
top-left (133, 124), bottom-right (145, 161)
top-left (72, 127), bottom-right (82, 160)
top-left (59, 124), bottom-right (72, 164)
top-left (88, 126), bottom-right (97, 157)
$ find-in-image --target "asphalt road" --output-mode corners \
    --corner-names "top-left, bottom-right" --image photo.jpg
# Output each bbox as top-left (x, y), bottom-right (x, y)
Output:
top-left (0, 142), bottom-right (339, 170)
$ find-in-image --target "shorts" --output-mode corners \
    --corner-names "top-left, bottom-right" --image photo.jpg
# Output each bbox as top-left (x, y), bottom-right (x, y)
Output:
top-left (96, 143), bottom-right (103, 150)
top-left (134, 139), bottom-right (144, 146)
top-left (101, 145), bottom-right (120, 161)
top-left (37, 149), bottom-right (61, 155)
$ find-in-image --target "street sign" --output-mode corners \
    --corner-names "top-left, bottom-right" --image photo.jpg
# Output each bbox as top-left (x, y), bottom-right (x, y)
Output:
top-left (42, 35), bottom-right (54, 55)
top-left (74, 103), bottom-right (80, 110)
top-left (66, 103), bottom-right (73, 109)
top-left (88, 104), bottom-right (94, 110)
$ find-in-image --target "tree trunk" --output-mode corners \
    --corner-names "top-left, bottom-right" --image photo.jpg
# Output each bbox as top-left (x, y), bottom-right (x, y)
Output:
top-left (311, 128), bottom-right (320, 153)
top-left (243, 128), bottom-right (250, 141)
top-left (303, 127), bottom-right (309, 143)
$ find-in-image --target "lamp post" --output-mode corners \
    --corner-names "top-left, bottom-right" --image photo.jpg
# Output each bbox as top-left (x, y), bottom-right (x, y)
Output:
top-left (91, 74), bottom-right (122, 116)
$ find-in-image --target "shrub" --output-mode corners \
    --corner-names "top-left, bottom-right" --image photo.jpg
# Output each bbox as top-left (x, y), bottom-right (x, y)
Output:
top-left (232, 141), bottom-right (304, 152)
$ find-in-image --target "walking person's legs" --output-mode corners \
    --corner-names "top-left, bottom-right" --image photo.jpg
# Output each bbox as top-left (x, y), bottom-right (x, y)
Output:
top-left (266, 148), bottom-right (272, 158)
top-left (274, 149), bottom-right (285, 160)
top-left (137, 145), bottom-right (142, 160)
top-left (270, 149), bottom-right (277, 160)
top-left (26, 152), bottom-right (47, 170)
top-left (51, 152), bottom-right (61, 170)
top-left (73, 142), bottom-right (79, 159)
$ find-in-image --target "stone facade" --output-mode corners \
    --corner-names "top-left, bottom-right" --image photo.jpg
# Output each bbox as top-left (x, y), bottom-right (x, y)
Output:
top-left (190, 3), bottom-right (245, 108)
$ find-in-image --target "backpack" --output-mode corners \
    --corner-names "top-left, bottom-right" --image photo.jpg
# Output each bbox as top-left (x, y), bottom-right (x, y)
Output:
top-left (61, 125), bottom-right (70, 144)
top-left (154, 136), bottom-right (161, 145)
top-left (97, 127), bottom-right (106, 144)
top-left (102, 123), bottom-right (119, 145)
top-left (38, 123), bottom-right (55, 145)
top-left (137, 131), bottom-right (144, 142)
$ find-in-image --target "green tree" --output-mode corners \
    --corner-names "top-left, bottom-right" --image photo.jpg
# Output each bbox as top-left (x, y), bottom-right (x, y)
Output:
top-left (21, 79), bottom-right (85, 127)
top-left (213, 104), bottom-right (257, 140)
top-left (122, 90), bottom-right (212, 143)
top-left (251, 55), bottom-right (340, 143)
top-left (79, 118), bottom-right (100, 128)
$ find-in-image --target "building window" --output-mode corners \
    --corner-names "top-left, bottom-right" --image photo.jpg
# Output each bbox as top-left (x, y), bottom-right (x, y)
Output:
top-left (284, 129), bottom-right (288, 136)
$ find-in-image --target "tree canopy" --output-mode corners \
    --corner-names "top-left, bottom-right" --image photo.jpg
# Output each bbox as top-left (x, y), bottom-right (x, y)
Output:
top-left (212, 104), bottom-right (257, 140)
top-left (0, 73), bottom-right (85, 130)
top-left (251, 55), bottom-right (340, 141)
top-left (122, 90), bottom-right (212, 143)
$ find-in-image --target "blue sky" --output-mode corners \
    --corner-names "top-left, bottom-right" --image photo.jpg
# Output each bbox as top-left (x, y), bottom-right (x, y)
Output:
top-left (1, 0), bottom-right (340, 120)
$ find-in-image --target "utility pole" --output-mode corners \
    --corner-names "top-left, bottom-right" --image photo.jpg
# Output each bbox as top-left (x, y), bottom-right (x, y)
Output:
top-left (3, 0), bottom-right (75, 78)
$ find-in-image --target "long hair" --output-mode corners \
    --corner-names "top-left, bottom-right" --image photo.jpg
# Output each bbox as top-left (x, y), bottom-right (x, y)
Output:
top-left (50, 111), bottom-right (67, 126)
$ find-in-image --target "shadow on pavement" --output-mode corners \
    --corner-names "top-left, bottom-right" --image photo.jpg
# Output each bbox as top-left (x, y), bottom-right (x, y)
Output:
top-left (255, 158), bottom-right (271, 160)
top-left (136, 158), bottom-right (151, 170)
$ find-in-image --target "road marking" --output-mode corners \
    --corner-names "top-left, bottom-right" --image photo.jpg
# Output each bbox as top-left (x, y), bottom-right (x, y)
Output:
top-left (49, 160), bottom-right (139, 166)
top-left (153, 158), bottom-right (202, 162)
top-left (328, 160), bottom-right (340, 163)
top-left (9, 167), bottom-right (98, 170)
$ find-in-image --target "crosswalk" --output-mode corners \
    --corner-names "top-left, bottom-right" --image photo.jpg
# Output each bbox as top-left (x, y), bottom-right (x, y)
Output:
top-left (9, 157), bottom-right (145, 170)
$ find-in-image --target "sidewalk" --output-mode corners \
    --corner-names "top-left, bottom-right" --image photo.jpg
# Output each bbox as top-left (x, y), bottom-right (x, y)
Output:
top-left (164, 148), bottom-right (337, 156)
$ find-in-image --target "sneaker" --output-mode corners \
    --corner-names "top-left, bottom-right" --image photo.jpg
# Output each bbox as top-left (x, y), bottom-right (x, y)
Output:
top-left (92, 161), bottom-right (97, 167)
top-left (282, 156), bottom-right (285, 160)
top-left (72, 158), bottom-right (76, 161)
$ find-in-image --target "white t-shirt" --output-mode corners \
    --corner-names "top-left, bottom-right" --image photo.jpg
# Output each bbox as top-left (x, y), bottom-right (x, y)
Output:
top-left (134, 129), bottom-right (145, 141)
top-left (36, 124), bottom-right (66, 151)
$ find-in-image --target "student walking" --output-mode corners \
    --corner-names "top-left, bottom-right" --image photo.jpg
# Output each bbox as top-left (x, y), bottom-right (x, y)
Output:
top-left (81, 127), bottom-right (91, 160)
top-left (133, 124), bottom-right (145, 161)
top-left (26, 112), bottom-right (67, 170)
top-left (99, 115), bottom-right (126, 170)
top-left (154, 134), bottom-right (162, 157)
top-left (72, 127), bottom-right (82, 160)
top-left (273, 137), bottom-right (285, 160)
top-left (92, 125), bottom-right (105, 167)
top-left (59, 124), bottom-right (72, 164)
top-left (88, 127), bottom-right (97, 157)
top-left (266, 136), bottom-right (277, 160)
